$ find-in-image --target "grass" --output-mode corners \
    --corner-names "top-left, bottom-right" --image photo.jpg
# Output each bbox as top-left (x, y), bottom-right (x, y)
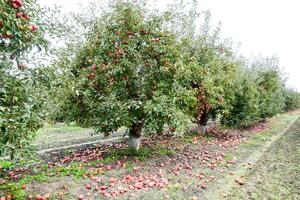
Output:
top-left (0, 161), bottom-right (15, 170)
top-left (201, 111), bottom-right (300, 199)
top-left (242, 112), bottom-right (298, 148)
top-left (183, 130), bottom-right (216, 144)
top-left (228, 116), bottom-right (300, 200)
top-left (224, 153), bottom-right (234, 161)
top-left (50, 165), bottom-right (88, 178)
top-left (89, 145), bottom-right (175, 165)
top-left (0, 173), bottom-right (49, 200)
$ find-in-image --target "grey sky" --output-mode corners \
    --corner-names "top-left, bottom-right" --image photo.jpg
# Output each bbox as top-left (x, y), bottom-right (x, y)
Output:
top-left (44, 0), bottom-right (300, 91)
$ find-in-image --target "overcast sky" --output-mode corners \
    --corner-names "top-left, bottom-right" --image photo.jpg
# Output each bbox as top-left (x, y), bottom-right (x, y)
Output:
top-left (44, 0), bottom-right (300, 91)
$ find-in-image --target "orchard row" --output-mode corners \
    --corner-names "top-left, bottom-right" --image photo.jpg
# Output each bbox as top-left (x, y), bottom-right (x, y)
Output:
top-left (54, 2), bottom-right (300, 150)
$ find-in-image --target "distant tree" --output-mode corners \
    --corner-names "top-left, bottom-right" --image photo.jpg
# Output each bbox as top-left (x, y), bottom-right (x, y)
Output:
top-left (283, 88), bottom-right (300, 111)
top-left (179, 13), bottom-right (239, 133)
top-left (221, 66), bottom-right (261, 127)
top-left (251, 56), bottom-right (285, 118)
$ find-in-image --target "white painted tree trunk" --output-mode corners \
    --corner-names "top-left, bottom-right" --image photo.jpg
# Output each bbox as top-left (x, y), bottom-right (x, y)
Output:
top-left (198, 124), bottom-right (206, 134)
top-left (128, 136), bottom-right (141, 151)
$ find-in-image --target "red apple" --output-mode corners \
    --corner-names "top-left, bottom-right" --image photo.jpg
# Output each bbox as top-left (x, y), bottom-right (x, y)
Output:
top-left (35, 194), bottom-right (42, 200)
top-left (16, 12), bottom-right (24, 18)
top-left (12, 2), bottom-right (19, 9)
top-left (85, 184), bottom-right (92, 190)
top-left (91, 64), bottom-right (97, 71)
top-left (78, 195), bottom-right (84, 200)
top-left (87, 73), bottom-right (96, 80)
top-left (200, 183), bottom-right (207, 189)
top-left (23, 13), bottom-right (29, 20)
top-left (11, 0), bottom-right (23, 9)
top-left (29, 25), bottom-right (38, 32)
top-left (2, 34), bottom-right (13, 39)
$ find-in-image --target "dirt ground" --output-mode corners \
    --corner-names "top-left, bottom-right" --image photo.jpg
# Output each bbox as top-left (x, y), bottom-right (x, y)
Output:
top-left (228, 116), bottom-right (300, 200)
top-left (1, 111), bottom-right (299, 200)
top-left (33, 124), bottom-right (125, 151)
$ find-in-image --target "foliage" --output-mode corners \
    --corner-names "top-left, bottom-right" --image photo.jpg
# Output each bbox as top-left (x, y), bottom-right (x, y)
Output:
top-left (251, 56), bottom-right (285, 118)
top-left (283, 88), bottom-right (300, 111)
top-left (221, 56), bottom-right (290, 127)
top-left (52, 0), bottom-right (299, 137)
top-left (178, 12), bottom-right (239, 132)
top-left (0, 0), bottom-right (46, 64)
top-left (221, 67), bottom-right (261, 127)
top-left (0, 73), bottom-right (43, 159)
top-left (0, 0), bottom-right (62, 159)
top-left (59, 1), bottom-right (193, 143)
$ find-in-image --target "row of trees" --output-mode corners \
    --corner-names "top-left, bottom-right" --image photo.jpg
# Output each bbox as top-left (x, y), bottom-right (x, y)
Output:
top-left (51, 2), bottom-right (300, 150)
top-left (1, 0), bottom-right (300, 158)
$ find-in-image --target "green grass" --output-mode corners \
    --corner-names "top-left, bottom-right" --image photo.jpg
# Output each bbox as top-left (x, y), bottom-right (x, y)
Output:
top-left (36, 124), bottom-right (86, 135)
top-left (0, 161), bottom-right (15, 170)
top-left (51, 165), bottom-right (88, 178)
top-left (108, 145), bottom-right (175, 161)
top-left (0, 173), bottom-right (49, 200)
top-left (224, 153), bottom-right (234, 161)
top-left (183, 130), bottom-right (216, 144)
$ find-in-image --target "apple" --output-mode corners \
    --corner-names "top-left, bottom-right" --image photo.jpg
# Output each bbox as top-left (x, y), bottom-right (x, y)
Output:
top-left (29, 25), bottom-right (38, 32)
top-left (2, 34), bottom-right (13, 39)
top-left (91, 64), bottom-right (97, 71)
top-left (11, 0), bottom-right (23, 9)
top-left (87, 73), bottom-right (96, 80)
top-left (23, 14), bottom-right (29, 20)
top-left (17, 13), bottom-right (29, 20)
top-left (150, 38), bottom-right (160, 42)
top-left (35, 194), bottom-right (42, 200)
top-left (85, 184), bottom-right (92, 190)
top-left (12, 3), bottom-right (19, 9)
top-left (16, 12), bottom-right (24, 18)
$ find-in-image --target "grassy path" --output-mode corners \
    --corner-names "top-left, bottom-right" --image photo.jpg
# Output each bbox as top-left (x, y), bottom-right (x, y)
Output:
top-left (226, 115), bottom-right (300, 200)
top-left (204, 111), bottom-right (300, 199)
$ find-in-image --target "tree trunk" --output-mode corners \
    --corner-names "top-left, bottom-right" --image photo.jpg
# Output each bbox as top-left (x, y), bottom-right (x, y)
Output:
top-left (128, 121), bottom-right (143, 151)
top-left (197, 109), bottom-right (210, 135)
top-left (197, 123), bottom-right (207, 134)
top-left (128, 136), bottom-right (141, 151)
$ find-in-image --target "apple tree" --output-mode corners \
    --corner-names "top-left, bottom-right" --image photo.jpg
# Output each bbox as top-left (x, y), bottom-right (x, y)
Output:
top-left (178, 14), bottom-right (239, 134)
top-left (0, 0), bottom-right (60, 159)
top-left (220, 66), bottom-right (261, 127)
top-left (221, 56), bottom-right (287, 128)
top-left (61, 2), bottom-right (194, 150)
top-left (251, 56), bottom-right (285, 118)
top-left (283, 88), bottom-right (300, 111)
